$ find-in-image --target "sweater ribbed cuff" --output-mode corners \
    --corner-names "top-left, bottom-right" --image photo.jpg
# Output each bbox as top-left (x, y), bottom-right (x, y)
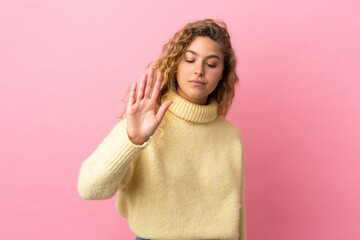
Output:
top-left (101, 120), bottom-right (152, 173)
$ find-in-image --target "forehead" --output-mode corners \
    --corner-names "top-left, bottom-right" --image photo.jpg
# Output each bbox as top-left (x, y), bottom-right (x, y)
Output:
top-left (185, 36), bottom-right (223, 59)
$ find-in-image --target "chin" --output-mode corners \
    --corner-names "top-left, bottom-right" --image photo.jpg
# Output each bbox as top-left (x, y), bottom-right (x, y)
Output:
top-left (186, 90), bottom-right (205, 99)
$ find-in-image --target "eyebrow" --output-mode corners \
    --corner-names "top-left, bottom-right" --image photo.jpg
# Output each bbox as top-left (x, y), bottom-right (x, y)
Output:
top-left (184, 50), bottom-right (221, 61)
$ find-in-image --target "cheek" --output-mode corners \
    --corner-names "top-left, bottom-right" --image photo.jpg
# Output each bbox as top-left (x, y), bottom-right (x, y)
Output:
top-left (177, 63), bottom-right (188, 79)
top-left (213, 69), bottom-right (223, 81)
top-left (177, 61), bottom-right (183, 72)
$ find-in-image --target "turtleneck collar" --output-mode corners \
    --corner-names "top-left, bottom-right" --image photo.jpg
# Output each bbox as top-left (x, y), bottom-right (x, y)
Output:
top-left (164, 90), bottom-right (218, 124)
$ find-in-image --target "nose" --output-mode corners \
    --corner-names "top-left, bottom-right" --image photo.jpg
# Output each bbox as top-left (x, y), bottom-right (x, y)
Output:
top-left (194, 62), bottom-right (204, 76)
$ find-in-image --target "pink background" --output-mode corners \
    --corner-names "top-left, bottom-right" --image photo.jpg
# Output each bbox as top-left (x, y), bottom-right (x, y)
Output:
top-left (1, 0), bottom-right (359, 239)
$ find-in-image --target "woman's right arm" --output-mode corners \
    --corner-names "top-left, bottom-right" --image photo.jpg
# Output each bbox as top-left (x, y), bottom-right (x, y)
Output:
top-left (78, 119), bottom-right (151, 200)
top-left (77, 118), bottom-right (151, 200)
top-left (78, 65), bottom-right (172, 200)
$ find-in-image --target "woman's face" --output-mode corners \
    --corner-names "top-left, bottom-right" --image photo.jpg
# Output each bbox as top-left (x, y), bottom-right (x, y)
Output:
top-left (176, 36), bottom-right (224, 105)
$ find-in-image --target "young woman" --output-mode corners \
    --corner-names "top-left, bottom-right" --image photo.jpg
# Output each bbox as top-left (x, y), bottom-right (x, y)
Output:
top-left (78, 18), bottom-right (246, 240)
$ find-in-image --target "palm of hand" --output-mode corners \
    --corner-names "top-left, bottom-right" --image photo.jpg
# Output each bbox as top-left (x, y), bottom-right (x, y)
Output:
top-left (126, 65), bottom-right (172, 145)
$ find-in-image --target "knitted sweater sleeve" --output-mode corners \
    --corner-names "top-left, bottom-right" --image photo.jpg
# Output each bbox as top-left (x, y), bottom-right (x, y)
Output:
top-left (239, 149), bottom-right (246, 240)
top-left (77, 118), bottom-right (151, 200)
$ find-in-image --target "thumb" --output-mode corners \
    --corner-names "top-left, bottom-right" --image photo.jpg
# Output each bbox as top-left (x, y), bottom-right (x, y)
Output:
top-left (155, 100), bottom-right (173, 122)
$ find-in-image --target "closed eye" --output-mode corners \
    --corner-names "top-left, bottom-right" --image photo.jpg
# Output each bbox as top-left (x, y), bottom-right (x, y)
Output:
top-left (186, 60), bottom-right (216, 68)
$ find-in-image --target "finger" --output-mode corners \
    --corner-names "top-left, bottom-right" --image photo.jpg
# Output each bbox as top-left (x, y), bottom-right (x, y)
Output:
top-left (144, 66), bottom-right (154, 98)
top-left (152, 61), bottom-right (158, 68)
top-left (134, 74), bottom-right (145, 103)
top-left (145, 66), bottom-right (154, 97)
top-left (128, 81), bottom-right (137, 107)
top-left (155, 100), bottom-right (173, 122)
top-left (137, 72), bottom-right (147, 101)
top-left (150, 70), bottom-right (162, 103)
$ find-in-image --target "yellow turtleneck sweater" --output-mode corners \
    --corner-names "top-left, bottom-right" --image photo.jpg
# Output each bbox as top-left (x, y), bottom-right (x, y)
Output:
top-left (78, 90), bottom-right (246, 240)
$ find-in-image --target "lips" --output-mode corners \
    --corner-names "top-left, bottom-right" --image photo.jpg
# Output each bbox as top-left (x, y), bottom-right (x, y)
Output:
top-left (190, 80), bottom-right (205, 84)
top-left (189, 80), bottom-right (205, 87)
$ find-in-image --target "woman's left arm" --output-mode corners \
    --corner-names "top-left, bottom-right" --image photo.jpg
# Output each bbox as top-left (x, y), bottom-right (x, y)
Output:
top-left (239, 150), bottom-right (246, 240)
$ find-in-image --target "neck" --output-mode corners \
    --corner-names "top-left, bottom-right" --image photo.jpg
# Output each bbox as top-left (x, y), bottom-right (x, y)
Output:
top-left (175, 88), bottom-right (208, 105)
top-left (164, 90), bottom-right (218, 123)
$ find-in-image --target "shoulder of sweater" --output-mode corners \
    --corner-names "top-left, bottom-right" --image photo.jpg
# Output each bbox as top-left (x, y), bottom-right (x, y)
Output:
top-left (217, 117), bottom-right (242, 143)
top-left (215, 117), bottom-right (240, 132)
top-left (215, 117), bottom-right (243, 140)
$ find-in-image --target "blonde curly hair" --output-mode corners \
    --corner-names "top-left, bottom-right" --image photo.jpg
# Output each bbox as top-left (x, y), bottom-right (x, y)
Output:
top-left (116, 18), bottom-right (240, 140)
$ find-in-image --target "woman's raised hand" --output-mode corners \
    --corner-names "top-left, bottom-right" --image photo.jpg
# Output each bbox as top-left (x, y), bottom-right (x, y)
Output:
top-left (126, 65), bottom-right (173, 145)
